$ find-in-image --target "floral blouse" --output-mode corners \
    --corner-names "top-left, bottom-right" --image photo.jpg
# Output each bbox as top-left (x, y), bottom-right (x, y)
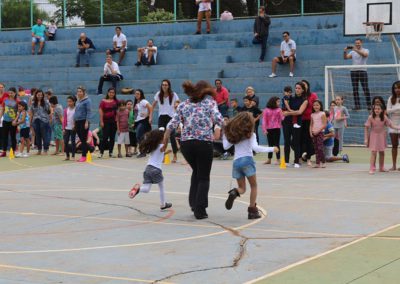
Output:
top-left (167, 96), bottom-right (224, 142)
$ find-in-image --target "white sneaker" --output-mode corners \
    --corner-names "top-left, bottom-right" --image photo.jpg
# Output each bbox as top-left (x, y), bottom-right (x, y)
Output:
top-left (293, 123), bottom-right (301, 128)
top-left (294, 163), bottom-right (300, 168)
top-left (23, 153), bottom-right (29, 158)
top-left (289, 72), bottom-right (294, 77)
top-left (268, 73), bottom-right (277, 78)
top-left (15, 153), bottom-right (23, 158)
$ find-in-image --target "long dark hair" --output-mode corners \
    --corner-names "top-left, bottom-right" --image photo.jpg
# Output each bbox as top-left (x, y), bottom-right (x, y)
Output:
top-left (134, 89), bottom-right (145, 107)
top-left (105, 87), bottom-right (118, 101)
top-left (295, 82), bottom-right (307, 99)
top-left (33, 89), bottom-right (46, 107)
top-left (301, 79), bottom-right (312, 98)
top-left (158, 79), bottom-right (173, 105)
top-left (139, 129), bottom-right (164, 154)
top-left (266, 96), bottom-right (280, 109)
top-left (372, 104), bottom-right (385, 121)
top-left (391, 81), bottom-right (400, 106)
top-left (182, 80), bottom-right (216, 103)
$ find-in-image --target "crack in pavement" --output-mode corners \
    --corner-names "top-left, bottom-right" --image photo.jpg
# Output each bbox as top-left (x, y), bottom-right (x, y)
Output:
top-left (153, 220), bottom-right (250, 283)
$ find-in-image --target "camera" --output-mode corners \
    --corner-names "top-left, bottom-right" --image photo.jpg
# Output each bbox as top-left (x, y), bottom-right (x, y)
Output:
top-left (346, 46), bottom-right (353, 50)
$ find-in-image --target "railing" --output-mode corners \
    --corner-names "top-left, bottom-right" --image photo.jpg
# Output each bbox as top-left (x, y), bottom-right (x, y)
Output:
top-left (0, 0), bottom-right (343, 30)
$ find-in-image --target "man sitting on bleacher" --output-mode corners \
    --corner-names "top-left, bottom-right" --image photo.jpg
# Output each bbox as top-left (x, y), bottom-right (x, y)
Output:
top-left (134, 39), bottom-right (158, 67)
top-left (97, 55), bottom-right (123, 96)
top-left (76, 33), bottom-right (96, 68)
top-left (31, 18), bottom-right (46, 55)
top-left (269, 31), bottom-right (296, 78)
top-left (106, 26), bottom-right (127, 66)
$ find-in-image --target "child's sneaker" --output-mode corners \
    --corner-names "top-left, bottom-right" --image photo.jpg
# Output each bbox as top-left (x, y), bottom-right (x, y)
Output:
top-left (225, 188), bottom-right (240, 210)
top-left (160, 202), bottom-right (172, 210)
top-left (77, 157), bottom-right (86, 163)
top-left (0, 152), bottom-right (6, 157)
top-left (293, 123), bottom-right (301, 128)
top-left (294, 163), bottom-right (300, 168)
top-left (129, 183), bottom-right (140, 199)
top-left (23, 152), bottom-right (29, 158)
top-left (15, 153), bottom-right (23, 158)
top-left (248, 205), bottom-right (262, 219)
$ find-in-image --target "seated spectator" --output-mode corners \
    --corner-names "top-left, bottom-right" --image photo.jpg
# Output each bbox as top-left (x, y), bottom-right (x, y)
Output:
top-left (76, 33), bottom-right (96, 68)
top-left (106, 26), bottom-right (127, 65)
top-left (215, 79), bottom-right (230, 117)
top-left (97, 55), bottom-right (123, 96)
top-left (31, 18), bottom-right (46, 55)
top-left (135, 39), bottom-right (158, 67)
top-left (47, 20), bottom-right (57, 41)
top-left (269, 31), bottom-right (296, 78)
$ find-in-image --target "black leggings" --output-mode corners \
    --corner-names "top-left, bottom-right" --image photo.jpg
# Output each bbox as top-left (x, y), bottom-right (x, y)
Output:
top-left (283, 122), bottom-right (302, 164)
top-left (64, 129), bottom-right (76, 158)
top-left (101, 121), bottom-right (117, 154)
top-left (180, 140), bottom-right (213, 213)
top-left (266, 128), bottom-right (281, 160)
top-left (2, 121), bottom-right (17, 152)
top-left (75, 120), bottom-right (88, 157)
top-left (158, 115), bottom-right (178, 154)
top-left (301, 119), bottom-right (314, 160)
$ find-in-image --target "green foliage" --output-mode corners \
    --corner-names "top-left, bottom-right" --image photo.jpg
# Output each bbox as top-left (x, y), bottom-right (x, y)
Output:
top-left (1, 0), bottom-right (49, 29)
top-left (142, 9), bottom-right (174, 23)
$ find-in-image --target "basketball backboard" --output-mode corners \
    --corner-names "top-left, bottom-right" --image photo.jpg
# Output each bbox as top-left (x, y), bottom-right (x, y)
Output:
top-left (344, 0), bottom-right (400, 36)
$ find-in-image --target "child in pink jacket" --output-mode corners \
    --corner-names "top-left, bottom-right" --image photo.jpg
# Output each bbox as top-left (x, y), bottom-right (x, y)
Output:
top-left (262, 96), bottom-right (284, 164)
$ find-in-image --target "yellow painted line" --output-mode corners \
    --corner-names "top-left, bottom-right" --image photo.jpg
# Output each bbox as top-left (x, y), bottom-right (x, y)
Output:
top-left (245, 223), bottom-right (400, 284)
top-left (0, 263), bottom-right (173, 283)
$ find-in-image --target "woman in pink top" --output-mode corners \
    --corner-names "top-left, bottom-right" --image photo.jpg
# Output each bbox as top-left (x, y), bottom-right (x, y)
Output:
top-left (262, 96), bottom-right (284, 164)
top-left (301, 80), bottom-right (319, 166)
top-left (310, 100), bottom-right (327, 168)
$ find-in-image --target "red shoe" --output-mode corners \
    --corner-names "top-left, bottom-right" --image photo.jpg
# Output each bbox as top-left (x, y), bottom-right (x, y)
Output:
top-left (129, 183), bottom-right (140, 199)
top-left (0, 152), bottom-right (6, 157)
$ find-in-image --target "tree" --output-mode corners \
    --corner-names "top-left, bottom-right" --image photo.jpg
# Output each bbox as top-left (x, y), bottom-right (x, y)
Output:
top-left (1, 0), bottom-right (49, 29)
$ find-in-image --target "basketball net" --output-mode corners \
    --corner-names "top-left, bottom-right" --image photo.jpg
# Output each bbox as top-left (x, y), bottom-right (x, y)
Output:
top-left (364, 22), bottom-right (384, 42)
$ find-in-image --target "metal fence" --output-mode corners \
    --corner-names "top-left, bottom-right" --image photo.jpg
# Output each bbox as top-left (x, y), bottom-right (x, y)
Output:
top-left (0, 0), bottom-right (343, 30)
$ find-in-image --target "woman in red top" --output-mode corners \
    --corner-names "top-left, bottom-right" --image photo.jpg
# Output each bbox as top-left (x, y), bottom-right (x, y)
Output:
top-left (99, 87), bottom-right (118, 158)
top-left (301, 80), bottom-right (318, 166)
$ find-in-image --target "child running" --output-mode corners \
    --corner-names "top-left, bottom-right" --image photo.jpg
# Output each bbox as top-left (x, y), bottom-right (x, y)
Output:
top-left (128, 129), bottom-right (172, 210)
top-left (223, 112), bottom-right (278, 219)
top-left (364, 104), bottom-right (400, 174)
top-left (14, 101), bottom-right (31, 157)
top-left (310, 100), bottom-right (327, 168)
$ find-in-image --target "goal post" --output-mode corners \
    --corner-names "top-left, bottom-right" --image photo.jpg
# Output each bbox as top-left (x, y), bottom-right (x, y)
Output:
top-left (325, 64), bottom-right (400, 145)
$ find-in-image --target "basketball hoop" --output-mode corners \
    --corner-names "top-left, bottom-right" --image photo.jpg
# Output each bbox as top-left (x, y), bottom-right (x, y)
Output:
top-left (363, 22), bottom-right (384, 42)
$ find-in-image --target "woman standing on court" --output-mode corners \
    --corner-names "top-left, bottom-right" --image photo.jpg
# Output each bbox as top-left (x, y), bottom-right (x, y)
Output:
top-left (152, 79), bottom-right (180, 162)
top-left (283, 82), bottom-right (308, 168)
top-left (387, 81), bottom-right (400, 170)
top-left (74, 86), bottom-right (92, 162)
top-left (30, 89), bottom-right (51, 155)
top-left (300, 79), bottom-right (318, 167)
top-left (134, 89), bottom-right (153, 157)
top-left (164, 80), bottom-right (224, 219)
top-left (98, 87), bottom-right (118, 158)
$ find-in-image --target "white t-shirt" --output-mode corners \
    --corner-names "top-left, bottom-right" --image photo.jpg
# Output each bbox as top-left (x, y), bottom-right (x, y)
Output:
top-left (47, 24), bottom-right (57, 34)
top-left (281, 39), bottom-right (296, 57)
top-left (113, 33), bottom-right (127, 49)
top-left (198, 1), bottom-right (212, 12)
top-left (135, 99), bottom-right (150, 122)
top-left (387, 97), bottom-right (400, 134)
top-left (148, 144), bottom-right (164, 170)
top-left (66, 107), bottom-right (75, 130)
top-left (103, 61), bottom-right (121, 75)
top-left (154, 91), bottom-right (179, 117)
top-left (223, 133), bottom-right (274, 160)
top-left (350, 48), bottom-right (369, 71)
top-left (144, 46), bottom-right (158, 62)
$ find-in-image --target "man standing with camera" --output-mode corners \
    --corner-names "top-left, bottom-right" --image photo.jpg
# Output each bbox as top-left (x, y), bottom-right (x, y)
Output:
top-left (344, 39), bottom-right (371, 110)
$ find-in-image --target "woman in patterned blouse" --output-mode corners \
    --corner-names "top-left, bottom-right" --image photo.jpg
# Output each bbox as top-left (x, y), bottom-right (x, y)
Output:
top-left (164, 80), bottom-right (224, 219)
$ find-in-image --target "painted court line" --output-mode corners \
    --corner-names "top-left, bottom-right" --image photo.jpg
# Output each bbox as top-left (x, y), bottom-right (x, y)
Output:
top-left (0, 263), bottom-right (173, 284)
top-left (245, 223), bottom-right (400, 284)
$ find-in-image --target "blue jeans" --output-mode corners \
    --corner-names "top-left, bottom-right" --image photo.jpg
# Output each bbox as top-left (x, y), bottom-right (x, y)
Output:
top-left (76, 48), bottom-right (94, 65)
top-left (232, 156), bottom-right (256, 179)
top-left (135, 118), bottom-right (151, 144)
top-left (33, 119), bottom-right (50, 152)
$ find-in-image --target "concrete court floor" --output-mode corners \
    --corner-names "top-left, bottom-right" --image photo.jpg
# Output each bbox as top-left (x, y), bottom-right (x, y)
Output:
top-left (0, 150), bottom-right (399, 284)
